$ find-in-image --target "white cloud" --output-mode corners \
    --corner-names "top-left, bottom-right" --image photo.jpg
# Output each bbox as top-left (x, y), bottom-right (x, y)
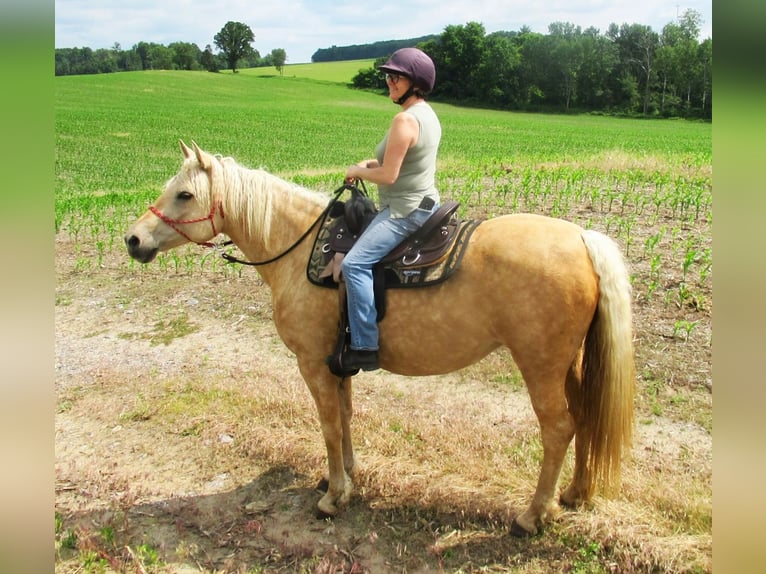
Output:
top-left (55, 0), bottom-right (712, 63)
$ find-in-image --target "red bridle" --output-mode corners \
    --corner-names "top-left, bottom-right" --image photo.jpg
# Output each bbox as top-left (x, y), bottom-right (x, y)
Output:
top-left (148, 201), bottom-right (224, 247)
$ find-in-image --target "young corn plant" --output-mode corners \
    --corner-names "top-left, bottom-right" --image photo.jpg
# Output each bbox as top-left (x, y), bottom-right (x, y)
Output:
top-left (673, 319), bottom-right (699, 342)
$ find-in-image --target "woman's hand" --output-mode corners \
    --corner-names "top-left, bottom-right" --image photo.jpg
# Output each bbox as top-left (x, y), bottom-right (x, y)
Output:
top-left (344, 164), bottom-right (359, 184)
top-left (346, 160), bottom-right (378, 183)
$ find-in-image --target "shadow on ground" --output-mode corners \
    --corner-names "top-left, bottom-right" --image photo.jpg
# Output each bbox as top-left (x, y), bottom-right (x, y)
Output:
top-left (57, 463), bottom-right (593, 572)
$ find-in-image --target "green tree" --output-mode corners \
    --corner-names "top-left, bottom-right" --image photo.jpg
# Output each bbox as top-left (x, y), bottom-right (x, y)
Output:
top-left (133, 41), bottom-right (173, 70)
top-left (655, 9), bottom-right (709, 118)
top-left (134, 41), bottom-right (151, 70)
top-left (271, 48), bottom-right (287, 75)
top-left (241, 49), bottom-right (263, 68)
top-left (93, 48), bottom-right (118, 73)
top-left (148, 44), bottom-right (174, 70)
top-left (214, 21), bottom-right (255, 73)
top-left (344, 14), bottom-right (706, 118)
top-left (116, 44), bottom-right (141, 71)
top-left (477, 32), bottom-right (521, 107)
top-left (201, 44), bottom-right (220, 72)
top-left (608, 23), bottom-right (659, 114)
top-left (547, 22), bottom-right (585, 110)
top-left (427, 22), bottom-right (487, 101)
top-left (577, 27), bottom-right (619, 109)
top-left (518, 31), bottom-right (555, 107)
top-left (696, 38), bottom-right (712, 118)
top-left (55, 49), bottom-right (71, 75)
top-left (351, 56), bottom-right (388, 90)
top-left (674, 9), bottom-right (704, 115)
top-left (170, 42), bottom-right (202, 70)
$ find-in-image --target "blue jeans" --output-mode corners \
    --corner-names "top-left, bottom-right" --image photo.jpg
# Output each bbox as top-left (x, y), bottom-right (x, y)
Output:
top-left (342, 205), bottom-right (436, 351)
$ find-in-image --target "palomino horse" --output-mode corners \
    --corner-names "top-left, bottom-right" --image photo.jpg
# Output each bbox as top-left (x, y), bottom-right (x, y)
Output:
top-left (125, 141), bottom-right (635, 536)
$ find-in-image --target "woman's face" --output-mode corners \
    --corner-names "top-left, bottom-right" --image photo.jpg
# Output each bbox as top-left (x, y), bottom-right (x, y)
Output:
top-left (385, 73), bottom-right (412, 102)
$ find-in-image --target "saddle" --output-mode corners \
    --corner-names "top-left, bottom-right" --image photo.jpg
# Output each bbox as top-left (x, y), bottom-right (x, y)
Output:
top-left (330, 200), bottom-right (460, 264)
top-left (308, 199), bottom-right (480, 293)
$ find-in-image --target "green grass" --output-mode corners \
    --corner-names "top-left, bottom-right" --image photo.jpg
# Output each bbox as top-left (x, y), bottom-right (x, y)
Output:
top-left (55, 67), bottom-right (710, 203)
top-left (55, 68), bottom-right (711, 186)
top-left (240, 58), bottom-right (376, 82)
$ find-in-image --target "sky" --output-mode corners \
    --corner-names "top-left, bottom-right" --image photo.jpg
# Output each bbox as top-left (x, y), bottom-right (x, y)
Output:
top-left (55, 0), bottom-right (713, 64)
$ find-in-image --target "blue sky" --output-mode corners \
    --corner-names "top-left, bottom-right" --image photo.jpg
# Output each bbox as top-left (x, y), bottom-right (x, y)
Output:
top-left (55, 0), bottom-right (712, 63)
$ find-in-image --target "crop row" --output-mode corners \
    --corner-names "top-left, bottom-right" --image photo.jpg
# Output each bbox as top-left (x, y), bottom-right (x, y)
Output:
top-left (58, 161), bottom-right (711, 321)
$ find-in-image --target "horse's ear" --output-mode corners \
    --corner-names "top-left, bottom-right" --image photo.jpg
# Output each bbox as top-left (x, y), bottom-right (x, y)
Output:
top-left (179, 140), bottom-right (194, 159)
top-left (191, 141), bottom-right (213, 170)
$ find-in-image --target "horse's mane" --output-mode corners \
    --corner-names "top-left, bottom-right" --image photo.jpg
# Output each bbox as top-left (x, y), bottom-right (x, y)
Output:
top-left (189, 155), bottom-right (330, 246)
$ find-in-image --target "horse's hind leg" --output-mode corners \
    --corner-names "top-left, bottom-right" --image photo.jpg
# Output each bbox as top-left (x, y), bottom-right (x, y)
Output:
top-left (560, 350), bottom-right (593, 508)
top-left (512, 369), bottom-right (576, 536)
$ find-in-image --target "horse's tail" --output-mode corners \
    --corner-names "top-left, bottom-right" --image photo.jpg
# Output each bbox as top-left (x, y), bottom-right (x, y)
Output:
top-left (579, 229), bottom-right (635, 498)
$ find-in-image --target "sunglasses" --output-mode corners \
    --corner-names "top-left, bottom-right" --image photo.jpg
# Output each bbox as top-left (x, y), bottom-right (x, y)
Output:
top-left (385, 73), bottom-right (403, 84)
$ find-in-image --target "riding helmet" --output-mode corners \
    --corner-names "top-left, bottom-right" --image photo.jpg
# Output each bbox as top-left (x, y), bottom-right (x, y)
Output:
top-left (379, 48), bottom-right (436, 94)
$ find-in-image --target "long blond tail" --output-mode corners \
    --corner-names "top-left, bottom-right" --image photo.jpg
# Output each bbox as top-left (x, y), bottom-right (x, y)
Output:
top-left (580, 230), bottom-right (636, 496)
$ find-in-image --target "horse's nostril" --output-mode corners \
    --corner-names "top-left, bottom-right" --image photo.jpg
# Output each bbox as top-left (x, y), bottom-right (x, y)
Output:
top-left (126, 235), bottom-right (140, 248)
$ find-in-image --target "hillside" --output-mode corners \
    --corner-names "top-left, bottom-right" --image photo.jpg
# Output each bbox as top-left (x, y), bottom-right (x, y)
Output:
top-left (311, 34), bottom-right (438, 62)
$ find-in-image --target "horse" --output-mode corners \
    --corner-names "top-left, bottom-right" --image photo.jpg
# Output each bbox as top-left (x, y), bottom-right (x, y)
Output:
top-left (124, 141), bottom-right (635, 536)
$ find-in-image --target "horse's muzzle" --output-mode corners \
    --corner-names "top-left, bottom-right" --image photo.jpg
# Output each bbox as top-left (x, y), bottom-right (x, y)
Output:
top-left (124, 233), bottom-right (159, 263)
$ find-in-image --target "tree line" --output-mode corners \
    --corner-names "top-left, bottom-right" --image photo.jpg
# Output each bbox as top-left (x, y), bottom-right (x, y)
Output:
top-left (311, 35), bottom-right (438, 62)
top-left (354, 13), bottom-right (711, 119)
top-left (55, 13), bottom-right (711, 119)
top-left (55, 21), bottom-right (286, 76)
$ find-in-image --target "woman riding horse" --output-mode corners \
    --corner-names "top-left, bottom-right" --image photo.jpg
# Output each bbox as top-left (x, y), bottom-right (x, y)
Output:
top-left (341, 48), bottom-right (442, 372)
top-left (124, 140), bottom-right (635, 537)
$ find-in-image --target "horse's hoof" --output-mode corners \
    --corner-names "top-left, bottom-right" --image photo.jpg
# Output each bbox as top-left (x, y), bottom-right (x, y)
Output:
top-left (510, 518), bottom-right (535, 538)
top-left (559, 494), bottom-right (578, 509)
top-left (315, 507), bottom-right (334, 520)
top-left (559, 491), bottom-right (590, 510)
top-left (316, 478), bottom-right (329, 493)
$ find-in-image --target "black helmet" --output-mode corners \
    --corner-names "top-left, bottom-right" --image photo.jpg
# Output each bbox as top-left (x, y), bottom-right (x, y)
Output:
top-left (379, 48), bottom-right (436, 94)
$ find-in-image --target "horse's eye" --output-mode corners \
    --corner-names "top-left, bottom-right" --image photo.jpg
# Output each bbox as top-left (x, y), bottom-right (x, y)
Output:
top-left (177, 191), bottom-right (194, 201)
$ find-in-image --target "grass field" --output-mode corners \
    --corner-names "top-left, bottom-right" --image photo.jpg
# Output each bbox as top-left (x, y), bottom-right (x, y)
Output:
top-left (55, 65), bottom-right (712, 573)
top-left (242, 59), bottom-right (376, 82)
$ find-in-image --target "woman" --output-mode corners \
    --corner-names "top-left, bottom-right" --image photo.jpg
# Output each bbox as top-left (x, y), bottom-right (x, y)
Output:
top-left (340, 47), bottom-right (441, 372)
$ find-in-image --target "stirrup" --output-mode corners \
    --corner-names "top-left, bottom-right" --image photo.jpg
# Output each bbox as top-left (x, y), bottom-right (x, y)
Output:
top-left (325, 351), bottom-right (360, 378)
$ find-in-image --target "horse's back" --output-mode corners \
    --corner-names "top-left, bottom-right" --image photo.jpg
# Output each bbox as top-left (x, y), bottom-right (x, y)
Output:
top-left (458, 213), bottom-right (596, 297)
top-left (474, 213), bottom-right (587, 258)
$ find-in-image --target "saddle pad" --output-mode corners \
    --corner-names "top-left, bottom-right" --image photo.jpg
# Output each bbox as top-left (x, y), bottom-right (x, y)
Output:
top-left (306, 213), bottom-right (482, 289)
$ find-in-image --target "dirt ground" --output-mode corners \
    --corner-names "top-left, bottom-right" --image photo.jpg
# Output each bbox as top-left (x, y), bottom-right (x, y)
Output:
top-left (54, 229), bottom-right (712, 573)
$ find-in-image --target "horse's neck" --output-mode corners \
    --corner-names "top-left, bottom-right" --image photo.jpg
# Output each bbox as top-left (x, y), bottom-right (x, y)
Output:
top-left (223, 178), bottom-right (323, 287)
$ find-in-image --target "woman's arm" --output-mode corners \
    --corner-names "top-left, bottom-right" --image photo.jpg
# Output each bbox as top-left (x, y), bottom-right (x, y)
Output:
top-left (345, 112), bottom-right (419, 185)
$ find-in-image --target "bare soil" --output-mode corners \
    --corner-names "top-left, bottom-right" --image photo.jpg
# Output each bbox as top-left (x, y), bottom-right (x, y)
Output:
top-left (55, 224), bottom-right (712, 573)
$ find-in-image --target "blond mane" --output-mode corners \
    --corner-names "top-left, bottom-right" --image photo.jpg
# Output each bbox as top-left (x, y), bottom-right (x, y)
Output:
top-left (188, 155), bottom-right (329, 247)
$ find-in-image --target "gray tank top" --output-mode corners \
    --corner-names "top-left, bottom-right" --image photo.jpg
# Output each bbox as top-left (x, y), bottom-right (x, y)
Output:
top-left (375, 102), bottom-right (441, 218)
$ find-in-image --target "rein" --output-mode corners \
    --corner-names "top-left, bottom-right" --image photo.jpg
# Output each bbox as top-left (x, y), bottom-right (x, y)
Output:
top-left (217, 182), bottom-right (357, 267)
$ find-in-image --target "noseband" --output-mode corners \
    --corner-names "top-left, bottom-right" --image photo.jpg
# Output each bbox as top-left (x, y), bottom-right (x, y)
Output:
top-left (148, 201), bottom-right (223, 247)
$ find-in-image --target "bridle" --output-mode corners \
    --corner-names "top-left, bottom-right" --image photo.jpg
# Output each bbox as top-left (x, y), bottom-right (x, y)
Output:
top-left (148, 201), bottom-right (223, 248)
top-left (147, 182), bottom-right (357, 267)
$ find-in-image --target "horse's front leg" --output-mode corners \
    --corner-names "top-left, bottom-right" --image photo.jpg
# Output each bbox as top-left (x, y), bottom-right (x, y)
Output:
top-left (298, 359), bottom-right (354, 517)
top-left (338, 376), bottom-right (357, 476)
